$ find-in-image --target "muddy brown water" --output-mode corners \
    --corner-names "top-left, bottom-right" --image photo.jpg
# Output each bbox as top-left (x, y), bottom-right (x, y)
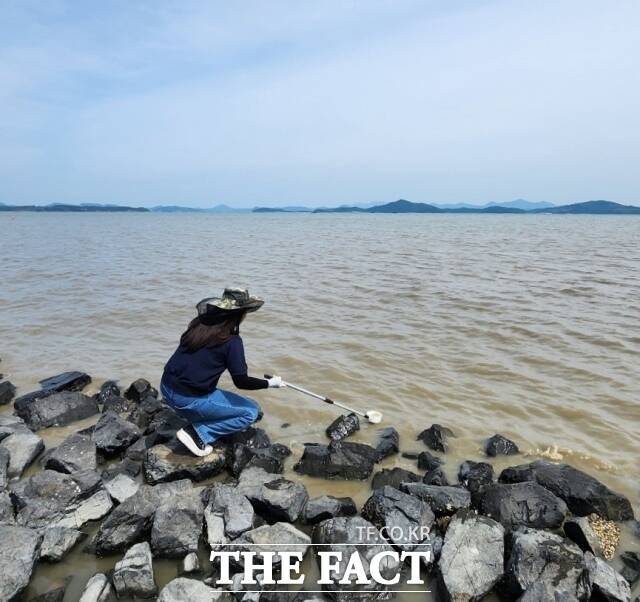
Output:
top-left (0, 213), bottom-right (638, 600)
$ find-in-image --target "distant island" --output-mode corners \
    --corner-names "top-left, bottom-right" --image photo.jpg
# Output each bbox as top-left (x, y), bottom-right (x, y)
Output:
top-left (1, 199), bottom-right (639, 215)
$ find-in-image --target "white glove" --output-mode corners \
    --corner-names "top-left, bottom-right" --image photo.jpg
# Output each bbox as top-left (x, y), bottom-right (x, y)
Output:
top-left (268, 375), bottom-right (284, 388)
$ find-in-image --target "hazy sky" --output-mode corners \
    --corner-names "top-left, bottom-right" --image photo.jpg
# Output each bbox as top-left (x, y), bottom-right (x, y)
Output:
top-left (2, 1), bottom-right (639, 208)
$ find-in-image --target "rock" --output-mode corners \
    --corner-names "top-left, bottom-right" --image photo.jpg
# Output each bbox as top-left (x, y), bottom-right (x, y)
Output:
top-left (12, 469), bottom-right (111, 529)
top-left (181, 551), bottom-right (200, 574)
top-left (235, 465), bottom-right (283, 498)
top-left (485, 433), bottom-right (519, 457)
top-left (229, 522), bottom-right (311, 565)
top-left (371, 466), bottom-right (421, 490)
top-left (504, 527), bottom-right (590, 599)
top-left (362, 485), bottom-right (434, 551)
top-left (104, 473), bottom-right (140, 504)
top-left (0, 446), bottom-right (9, 490)
top-left (417, 424), bottom-right (454, 453)
top-left (0, 380), bottom-right (16, 405)
top-left (29, 584), bottom-right (68, 602)
top-left (294, 441), bottom-right (378, 480)
top-left (400, 483), bottom-right (471, 516)
top-left (92, 410), bottom-right (141, 456)
top-left (302, 495), bottom-right (357, 524)
top-left (125, 378), bottom-right (158, 402)
top-left (374, 426), bottom-right (399, 461)
top-left (458, 460), bottom-right (494, 498)
top-left (124, 435), bottom-right (158, 462)
top-left (93, 479), bottom-right (192, 554)
top-left (0, 490), bottom-right (15, 523)
top-left (585, 552), bottom-right (631, 602)
top-left (44, 433), bottom-right (97, 473)
top-left (40, 526), bottom-right (86, 561)
top-left (423, 467), bottom-right (450, 486)
top-left (0, 525), bottom-right (41, 601)
top-left (220, 426), bottom-right (271, 449)
top-left (326, 413), bottom-right (360, 441)
top-left (95, 380), bottom-right (121, 404)
top-left (246, 477), bottom-right (309, 523)
top-left (564, 515), bottom-right (605, 557)
top-left (438, 510), bottom-right (504, 602)
top-left (0, 416), bottom-right (44, 478)
top-left (15, 391), bottom-right (100, 430)
top-left (39, 371), bottom-right (92, 392)
top-left (143, 440), bottom-right (227, 484)
top-left (113, 541), bottom-right (157, 599)
top-left (477, 481), bottom-right (568, 530)
top-left (312, 515), bottom-right (400, 601)
top-left (417, 450), bottom-right (444, 471)
top-left (499, 460), bottom-right (634, 521)
top-left (102, 395), bottom-right (136, 414)
top-left (127, 396), bottom-right (165, 430)
top-left (158, 578), bottom-right (227, 602)
top-left (78, 574), bottom-right (113, 602)
top-left (206, 483), bottom-right (255, 538)
top-left (620, 552), bottom-right (640, 588)
top-left (204, 507), bottom-right (226, 551)
top-left (151, 490), bottom-right (204, 558)
top-left (228, 442), bottom-right (290, 477)
top-left (101, 457), bottom-right (141, 481)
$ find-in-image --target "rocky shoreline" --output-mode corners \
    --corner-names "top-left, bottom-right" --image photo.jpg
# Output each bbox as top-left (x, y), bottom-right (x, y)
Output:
top-left (0, 371), bottom-right (638, 601)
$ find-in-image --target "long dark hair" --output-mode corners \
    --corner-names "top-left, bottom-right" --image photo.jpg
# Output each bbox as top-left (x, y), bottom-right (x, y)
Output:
top-left (180, 312), bottom-right (246, 352)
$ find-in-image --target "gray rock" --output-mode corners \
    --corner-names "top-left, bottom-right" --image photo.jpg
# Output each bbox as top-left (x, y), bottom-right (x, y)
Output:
top-left (0, 380), bottom-right (16, 405)
top-left (229, 522), bottom-right (311, 564)
top-left (246, 477), bottom-right (309, 523)
top-left (0, 446), bottom-right (9, 489)
top-left (44, 433), bottom-right (97, 474)
top-left (143, 440), bottom-right (227, 484)
top-left (228, 442), bottom-right (291, 477)
top-left (326, 413), bottom-right (360, 441)
top-left (375, 426), bottom-right (400, 461)
top-left (158, 578), bottom-right (227, 602)
top-left (207, 483), bottom-right (255, 538)
top-left (101, 456), bottom-right (141, 481)
top-left (56, 488), bottom-right (113, 529)
top-left (620, 552), bottom-right (640, 588)
top-left (40, 526), bottom-right (86, 561)
top-left (312, 515), bottom-right (400, 601)
top-left (478, 481), bottom-right (568, 530)
top-left (564, 515), bottom-right (605, 557)
top-left (400, 483), bottom-right (471, 516)
top-left (0, 525), bottom-right (41, 601)
top-left (585, 552), bottom-right (630, 602)
top-left (104, 473), bottom-right (140, 504)
top-left (204, 507), bottom-right (227, 551)
top-left (0, 490), bottom-right (15, 524)
top-left (302, 495), bottom-right (357, 524)
top-left (417, 424), bottom-right (454, 453)
top-left (438, 510), bottom-right (504, 602)
top-left (39, 371), bottom-right (91, 392)
top-left (113, 541), bottom-right (157, 598)
top-left (362, 485), bottom-right (434, 551)
top-left (504, 527), bottom-right (590, 600)
top-left (294, 441), bottom-right (378, 480)
top-left (181, 552), bottom-right (200, 574)
top-left (0, 416), bottom-right (44, 478)
top-left (78, 574), bottom-right (113, 602)
top-left (151, 490), bottom-right (204, 558)
top-left (235, 465), bottom-right (281, 498)
top-left (92, 411), bottom-right (141, 456)
top-left (485, 433), bottom-right (519, 457)
top-left (14, 391), bottom-right (99, 430)
top-left (371, 466), bottom-right (421, 491)
top-left (417, 450), bottom-right (443, 471)
top-left (124, 378), bottom-right (158, 401)
top-left (93, 479), bottom-right (192, 554)
top-left (499, 460), bottom-right (634, 521)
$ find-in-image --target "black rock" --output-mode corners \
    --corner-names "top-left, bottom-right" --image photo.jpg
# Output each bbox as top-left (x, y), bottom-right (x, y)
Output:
top-left (499, 460), bottom-right (634, 521)
top-left (44, 432), bottom-right (97, 474)
top-left (326, 413), bottom-right (360, 441)
top-left (0, 525), bottom-right (41, 601)
top-left (374, 426), bottom-right (399, 461)
top-left (371, 467), bottom-right (421, 490)
top-left (29, 584), bottom-right (68, 602)
top-left (144, 407), bottom-right (187, 441)
top-left (39, 371), bottom-right (91, 392)
top-left (564, 515), bottom-right (606, 557)
top-left (294, 441), bottom-right (378, 480)
top-left (113, 541), bottom-right (157, 598)
top-left (127, 396), bottom-right (165, 430)
top-left (401, 451), bottom-right (420, 460)
top-left (477, 481), bottom-right (568, 530)
top-left (246, 477), bottom-right (309, 523)
top-left (151, 490), bottom-right (204, 558)
top-left (0, 416), bottom-right (44, 478)
top-left (228, 442), bottom-right (291, 477)
top-left (0, 380), bottom-right (16, 405)
top-left (620, 551), bottom-right (640, 588)
top-left (143, 440), bottom-right (227, 484)
top-left (102, 395), bottom-right (136, 414)
top-left (101, 457), bottom-right (142, 481)
top-left (504, 527), bottom-right (590, 599)
top-left (423, 467), bottom-right (449, 486)
top-left (220, 426), bottom-right (271, 449)
top-left (0, 490), bottom-right (15, 524)
top-left (0, 446), bottom-right (10, 490)
top-left (458, 460), bottom-right (494, 497)
top-left (417, 424), bottom-right (454, 453)
top-left (124, 378), bottom-right (158, 402)
top-left (417, 450), bottom-right (444, 471)
top-left (14, 391), bottom-right (100, 431)
top-left (438, 510), bottom-right (504, 602)
top-left (95, 380), bottom-right (121, 404)
top-left (362, 485), bottom-right (434, 551)
top-left (205, 483), bottom-right (256, 539)
top-left (303, 495), bottom-right (357, 524)
top-left (92, 410), bottom-right (141, 456)
top-left (585, 552), bottom-right (631, 602)
top-left (400, 483), bottom-right (471, 516)
top-left (485, 433), bottom-right (519, 457)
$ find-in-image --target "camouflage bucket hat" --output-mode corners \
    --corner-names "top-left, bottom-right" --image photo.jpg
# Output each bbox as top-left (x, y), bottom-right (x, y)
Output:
top-left (196, 288), bottom-right (264, 325)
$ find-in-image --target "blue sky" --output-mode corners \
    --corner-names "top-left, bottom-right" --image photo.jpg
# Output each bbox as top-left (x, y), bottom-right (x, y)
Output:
top-left (1, 1), bottom-right (639, 208)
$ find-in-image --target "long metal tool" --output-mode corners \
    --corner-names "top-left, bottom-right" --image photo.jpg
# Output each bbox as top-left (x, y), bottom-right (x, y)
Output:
top-left (265, 374), bottom-right (383, 424)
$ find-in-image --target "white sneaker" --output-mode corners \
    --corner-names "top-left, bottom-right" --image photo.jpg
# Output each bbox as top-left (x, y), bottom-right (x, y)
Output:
top-left (177, 426), bottom-right (213, 457)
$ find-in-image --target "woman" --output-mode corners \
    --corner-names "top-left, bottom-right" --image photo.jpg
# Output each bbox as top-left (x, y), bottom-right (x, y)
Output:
top-left (161, 288), bottom-right (283, 457)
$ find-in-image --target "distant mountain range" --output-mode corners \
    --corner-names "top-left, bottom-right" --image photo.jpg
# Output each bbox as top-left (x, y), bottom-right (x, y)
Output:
top-left (0, 202), bottom-right (148, 212)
